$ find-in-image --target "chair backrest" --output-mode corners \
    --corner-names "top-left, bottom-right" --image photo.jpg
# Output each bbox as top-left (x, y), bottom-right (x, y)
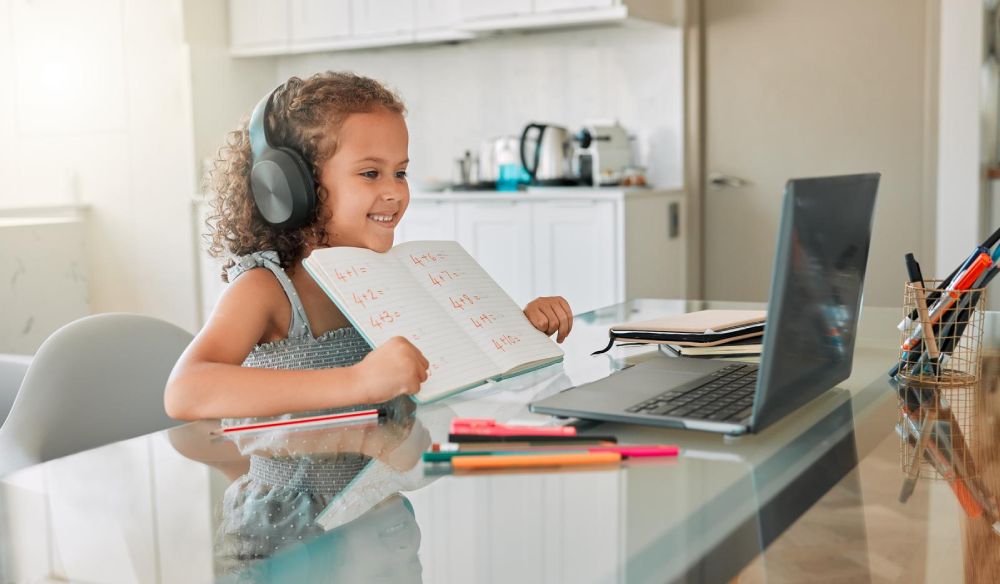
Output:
top-left (0, 354), bottom-right (32, 427)
top-left (0, 313), bottom-right (193, 476)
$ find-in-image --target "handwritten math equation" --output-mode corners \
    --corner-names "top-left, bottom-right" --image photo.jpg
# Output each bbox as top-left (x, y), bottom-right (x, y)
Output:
top-left (428, 269), bottom-right (461, 287)
top-left (352, 288), bottom-right (384, 308)
top-left (469, 313), bottom-right (498, 328)
top-left (369, 310), bottom-right (402, 330)
top-left (409, 251), bottom-right (447, 267)
top-left (449, 293), bottom-right (482, 310)
top-left (334, 265), bottom-right (369, 283)
top-left (491, 334), bottom-right (521, 352)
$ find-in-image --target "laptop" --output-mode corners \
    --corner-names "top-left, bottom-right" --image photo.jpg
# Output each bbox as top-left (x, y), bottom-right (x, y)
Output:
top-left (530, 173), bottom-right (880, 435)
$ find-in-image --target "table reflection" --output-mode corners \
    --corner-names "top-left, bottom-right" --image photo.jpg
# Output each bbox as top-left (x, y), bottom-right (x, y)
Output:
top-left (168, 397), bottom-right (433, 582)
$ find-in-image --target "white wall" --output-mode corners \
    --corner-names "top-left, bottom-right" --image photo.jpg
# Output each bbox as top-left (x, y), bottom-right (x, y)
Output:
top-left (936, 2), bottom-right (983, 273)
top-left (0, 0), bottom-right (199, 333)
top-left (273, 25), bottom-right (685, 190)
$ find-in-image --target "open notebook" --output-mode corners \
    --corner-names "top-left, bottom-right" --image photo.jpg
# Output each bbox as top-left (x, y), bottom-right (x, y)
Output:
top-left (303, 240), bottom-right (564, 403)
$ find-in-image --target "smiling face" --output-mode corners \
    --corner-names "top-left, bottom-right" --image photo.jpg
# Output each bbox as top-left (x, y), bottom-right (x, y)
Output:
top-left (315, 107), bottom-right (409, 253)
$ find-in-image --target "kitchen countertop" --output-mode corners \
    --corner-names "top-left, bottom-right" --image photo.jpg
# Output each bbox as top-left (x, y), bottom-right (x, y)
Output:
top-left (411, 186), bottom-right (684, 201)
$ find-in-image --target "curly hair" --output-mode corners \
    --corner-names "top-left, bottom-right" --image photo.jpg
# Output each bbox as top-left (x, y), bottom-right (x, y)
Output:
top-left (206, 72), bottom-right (406, 281)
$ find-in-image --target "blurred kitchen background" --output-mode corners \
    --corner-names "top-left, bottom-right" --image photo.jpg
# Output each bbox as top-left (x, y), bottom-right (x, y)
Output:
top-left (0, 0), bottom-right (993, 355)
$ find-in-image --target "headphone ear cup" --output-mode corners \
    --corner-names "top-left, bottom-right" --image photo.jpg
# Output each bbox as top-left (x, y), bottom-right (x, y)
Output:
top-left (250, 148), bottom-right (317, 230)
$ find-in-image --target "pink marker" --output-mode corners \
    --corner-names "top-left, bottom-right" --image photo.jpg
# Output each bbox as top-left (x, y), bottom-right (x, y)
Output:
top-left (588, 445), bottom-right (680, 458)
top-left (450, 418), bottom-right (577, 436)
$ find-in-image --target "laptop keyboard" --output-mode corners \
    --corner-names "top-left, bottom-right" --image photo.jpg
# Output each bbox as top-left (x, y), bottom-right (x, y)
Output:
top-left (625, 363), bottom-right (759, 423)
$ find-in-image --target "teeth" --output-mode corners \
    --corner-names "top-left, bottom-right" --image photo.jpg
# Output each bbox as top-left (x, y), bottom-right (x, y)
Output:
top-left (368, 214), bottom-right (394, 223)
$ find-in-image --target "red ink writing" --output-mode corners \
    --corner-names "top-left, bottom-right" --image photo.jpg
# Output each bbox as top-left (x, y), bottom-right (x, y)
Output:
top-left (409, 252), bottom-right (447, 267)
top-left (334, 265), bottom-right (369, 282)
top-left (352, 288), bottom-right (384, 308)
top-left (369, 310), bottom-right (402, 330)
top-left (449, 293), bottom-right (481, 310)
top-left (470, 313), bottom-right (497, 328)
top-left (491, 334), bottom-right (521, 352)
top-left (428, 270), bottom-right (461, 287)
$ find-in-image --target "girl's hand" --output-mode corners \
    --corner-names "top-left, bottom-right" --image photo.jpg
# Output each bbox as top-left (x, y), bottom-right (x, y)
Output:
top-left (524, 296), bottom-right (573, 343)
top-left (354, 337), bottom-right (429, 402)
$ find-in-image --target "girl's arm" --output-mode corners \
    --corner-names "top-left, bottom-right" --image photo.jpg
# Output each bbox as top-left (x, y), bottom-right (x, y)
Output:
top-left (164, 270), bottom-right (428, 420)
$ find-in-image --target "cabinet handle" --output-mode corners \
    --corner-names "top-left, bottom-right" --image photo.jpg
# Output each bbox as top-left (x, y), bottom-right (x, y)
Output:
top-left (668, 202), bottom-right (680, 239)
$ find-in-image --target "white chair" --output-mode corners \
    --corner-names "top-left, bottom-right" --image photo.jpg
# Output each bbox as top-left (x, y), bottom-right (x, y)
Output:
top-left (0, 313), bottom-right (193, 477)
top-left (0, 354), bottom-right (31, 427)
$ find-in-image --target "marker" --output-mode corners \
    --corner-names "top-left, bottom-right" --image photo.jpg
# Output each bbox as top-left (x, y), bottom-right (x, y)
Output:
top-left (423, 444), bottom-right (679, 462)
top-left (450, 418), bottom-right (578, 437)
top-left (900, 252), bottom-right (993, 351)
top-left (450, 451), bottom-right (622, 471)
top-left (448, 433), bottom-right (619, 444)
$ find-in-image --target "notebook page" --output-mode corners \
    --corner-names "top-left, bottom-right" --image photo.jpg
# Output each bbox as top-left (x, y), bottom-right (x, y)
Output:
top-left (303, 247), bottom-right (498, 402)
top-left (391, 241), bottom-right (563, 376)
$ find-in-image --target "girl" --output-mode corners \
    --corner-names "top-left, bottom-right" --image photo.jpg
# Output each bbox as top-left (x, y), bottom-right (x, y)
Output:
top-left (165, 72), bottom-right (573, 421)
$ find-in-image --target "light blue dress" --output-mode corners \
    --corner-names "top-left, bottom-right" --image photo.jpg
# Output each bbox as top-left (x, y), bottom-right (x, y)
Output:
top-left (216, 251), bottom-right (382, 578)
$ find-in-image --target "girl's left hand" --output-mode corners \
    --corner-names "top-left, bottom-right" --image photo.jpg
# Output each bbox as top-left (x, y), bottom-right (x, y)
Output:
top-left (524, 296), bottom-right (573, 343)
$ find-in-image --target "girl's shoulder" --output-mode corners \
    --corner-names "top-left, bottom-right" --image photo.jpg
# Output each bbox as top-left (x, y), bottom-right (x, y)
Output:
top-left (217, 260), bottom-right (290, 319)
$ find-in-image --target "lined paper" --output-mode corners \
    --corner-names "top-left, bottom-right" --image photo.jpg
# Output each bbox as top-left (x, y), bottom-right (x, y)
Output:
top-left (303, 247), bottom-right (497, 401)
top-left (392, 241), bottom-right (563, 375)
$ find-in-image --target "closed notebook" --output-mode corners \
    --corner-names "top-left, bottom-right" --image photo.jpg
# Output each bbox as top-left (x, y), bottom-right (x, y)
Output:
top-left (303, 240), bottom-right (564, 404)
top-left (594, 309), bottom-right (766, 354)
top-left (676, 337), bottom-right (763, 357)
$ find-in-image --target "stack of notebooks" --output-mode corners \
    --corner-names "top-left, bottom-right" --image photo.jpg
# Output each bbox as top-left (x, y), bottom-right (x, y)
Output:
top-left (593, 309), bottom-right (767, 358)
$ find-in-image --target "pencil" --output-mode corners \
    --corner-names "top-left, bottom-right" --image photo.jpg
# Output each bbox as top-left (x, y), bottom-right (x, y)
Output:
top-left (210, 408), bottom-right (382, 435)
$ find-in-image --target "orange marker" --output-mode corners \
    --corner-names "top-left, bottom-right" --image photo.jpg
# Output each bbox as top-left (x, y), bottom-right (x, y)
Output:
top-left (450, 451), bottom-right (621, 471)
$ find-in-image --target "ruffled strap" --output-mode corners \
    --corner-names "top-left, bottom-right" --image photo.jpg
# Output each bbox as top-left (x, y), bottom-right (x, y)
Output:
top-left (226, 251), bottom-right (314, 340)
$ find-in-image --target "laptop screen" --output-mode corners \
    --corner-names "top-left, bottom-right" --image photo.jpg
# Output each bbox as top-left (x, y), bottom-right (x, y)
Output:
top-left (751, 174), bottom-right (880, 432)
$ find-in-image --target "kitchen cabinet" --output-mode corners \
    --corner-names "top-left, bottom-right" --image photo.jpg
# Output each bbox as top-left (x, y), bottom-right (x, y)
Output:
top-left (289, 0), bottom-right (350, 46)
top-left (455, 201), bottom-right (535, 307)
top-left (459, 0), bottom-right (533, 22)
top-left (395, 189), bottom-right (686, 314)
top-left (350, 0), bottom-right (413, 37)
top-left (229, 0), bottom-right (290, 55)
top-left (394, 199), bottom-right (457, 243)
top-left (228, 0), bottom-right (675, 57)
top-left (532, 200), bottom-right (617, 316)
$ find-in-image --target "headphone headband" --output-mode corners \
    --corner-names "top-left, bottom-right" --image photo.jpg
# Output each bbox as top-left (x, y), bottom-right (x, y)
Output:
top-left (248, 91), bottom-right (272, 161)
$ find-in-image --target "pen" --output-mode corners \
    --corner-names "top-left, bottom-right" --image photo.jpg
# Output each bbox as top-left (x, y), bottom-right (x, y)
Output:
top-left (450, 451), bottom-right (622, 471)
top-left (210, 408), bottom-right (382, 435)
top-left (423, 445), bottom-right (679, 462)
top-left (896, 227), bottom-right (1000, 332)
top-left (900, 252), bottom-right (993, 351)
top-left (448, 433), bottom-right (619, 444)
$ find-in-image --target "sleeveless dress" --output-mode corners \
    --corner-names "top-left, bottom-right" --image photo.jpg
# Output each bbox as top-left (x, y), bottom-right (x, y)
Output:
top-left (215, 251), bottom-right (381, 578)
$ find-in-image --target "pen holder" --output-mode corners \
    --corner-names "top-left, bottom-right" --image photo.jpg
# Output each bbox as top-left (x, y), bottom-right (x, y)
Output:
top-left (897, 280), bottom-right (987, 481)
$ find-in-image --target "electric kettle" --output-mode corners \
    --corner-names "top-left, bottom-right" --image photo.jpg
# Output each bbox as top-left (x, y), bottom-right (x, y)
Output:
top-left (519, 123), bottom-right (577, 185)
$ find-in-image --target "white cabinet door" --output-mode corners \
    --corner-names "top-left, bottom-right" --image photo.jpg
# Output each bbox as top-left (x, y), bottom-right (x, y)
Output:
top-left (229, 0), bottom-right (290, 51)
top-left (461, 0), bottom-right (533, 21)
top-left (534, 0), bottom-right (617, 12)
top-left (350, 0), bottom-right (414, 36)
top-left (455, 201), bottom-right (534, 307)
top-left (533, 200), bottom-right (617, 314)
top-left (290, 0), bottom-right (350, 44)
top-left (414, 0), bottom-right (462, 29)
top-left (395, 199), bottom-right (456, 244)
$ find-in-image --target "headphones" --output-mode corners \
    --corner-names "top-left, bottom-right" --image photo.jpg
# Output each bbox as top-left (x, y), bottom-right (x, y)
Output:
top-left (248, 87), bottom-right (317, 230)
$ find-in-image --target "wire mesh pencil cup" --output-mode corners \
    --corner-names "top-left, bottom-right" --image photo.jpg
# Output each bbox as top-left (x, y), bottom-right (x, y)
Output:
top-left (897, 280), bottom-right (986, 481)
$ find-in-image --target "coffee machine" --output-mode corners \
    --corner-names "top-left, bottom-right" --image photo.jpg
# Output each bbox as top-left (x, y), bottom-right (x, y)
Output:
top-left (574, 122), bottom-right (632, 186)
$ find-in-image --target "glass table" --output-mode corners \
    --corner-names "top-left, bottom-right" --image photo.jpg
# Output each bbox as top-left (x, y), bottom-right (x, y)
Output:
top-left (0, 299), bottom-right (996, 583)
